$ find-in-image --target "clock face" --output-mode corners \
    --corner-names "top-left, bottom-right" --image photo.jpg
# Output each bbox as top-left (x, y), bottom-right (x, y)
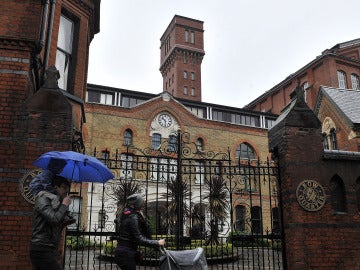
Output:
top-left (158, 113), bottom-right (172, 127)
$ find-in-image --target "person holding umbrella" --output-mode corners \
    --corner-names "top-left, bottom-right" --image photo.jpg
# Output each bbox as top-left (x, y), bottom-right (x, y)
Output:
top-left (30, 151), bottom-right (115, 269)
top-left (114, 194), bottom-right (166, 270)
top-left (29, 174), bottom-right (75, 270)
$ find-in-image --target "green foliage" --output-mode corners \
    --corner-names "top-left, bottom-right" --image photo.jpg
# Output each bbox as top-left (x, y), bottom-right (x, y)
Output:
top-left (66, 236), bottom-right (94, 249)
top-left (103, 240), bottom-right (116, 255)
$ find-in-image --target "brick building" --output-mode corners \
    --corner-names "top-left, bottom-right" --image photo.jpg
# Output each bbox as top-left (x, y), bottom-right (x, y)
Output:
top-left (244, 39), bottom-right (360, 152)
top-left (83, 15), bottom-right (279, 244)
top-left (0, 0), bottom-right (99, 268)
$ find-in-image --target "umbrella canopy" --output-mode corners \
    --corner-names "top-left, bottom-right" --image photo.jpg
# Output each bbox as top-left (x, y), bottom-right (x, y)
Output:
top-left (33, 151), bottom-right (114, 183)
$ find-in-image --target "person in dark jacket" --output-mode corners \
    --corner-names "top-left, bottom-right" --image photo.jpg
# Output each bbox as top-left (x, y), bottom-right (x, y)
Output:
top-left (114, 193), bottom-right (165, 270)
top-left (30, 175), bottom-right (75, 270)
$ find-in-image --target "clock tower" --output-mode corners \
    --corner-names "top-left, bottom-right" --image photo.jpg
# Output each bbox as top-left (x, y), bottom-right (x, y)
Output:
top-left (160, 15), bottom-right (205, 102)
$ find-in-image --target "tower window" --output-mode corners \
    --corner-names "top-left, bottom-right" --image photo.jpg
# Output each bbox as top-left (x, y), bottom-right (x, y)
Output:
top-left (184, 86), bottom-right (188, 95)
top-left (191, 88), bottom-right (195, 96)
top-left (185, 30), bottom-right (189, 42)
top-left (191, 72), bottom-right (195, 80)
top-left (190, 31), bottom-right (195, 44)
top-left (184, 71), bottom-right (188, 79)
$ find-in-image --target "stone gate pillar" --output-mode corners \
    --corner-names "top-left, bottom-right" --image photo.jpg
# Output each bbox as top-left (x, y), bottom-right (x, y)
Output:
top-left (268, 86), bottom-right (360, 269)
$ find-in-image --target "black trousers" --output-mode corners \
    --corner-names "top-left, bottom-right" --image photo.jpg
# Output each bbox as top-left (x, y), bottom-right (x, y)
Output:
top-left (30, 249), bottom-right (62, 270)
top-left (114, 246), bottom-right (137, 270)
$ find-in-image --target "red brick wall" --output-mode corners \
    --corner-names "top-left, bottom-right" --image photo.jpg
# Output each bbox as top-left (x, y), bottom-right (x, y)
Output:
top-left (0, 0), bottom-right (98, 268)
top-left (269, 96), bottom-right (360, 269)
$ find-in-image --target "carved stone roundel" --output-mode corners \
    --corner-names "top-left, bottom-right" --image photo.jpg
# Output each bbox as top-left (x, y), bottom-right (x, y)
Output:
top-left (296, 180), bottom-right (326, 212)
top-left (19, 169), bottom-right (43, 205)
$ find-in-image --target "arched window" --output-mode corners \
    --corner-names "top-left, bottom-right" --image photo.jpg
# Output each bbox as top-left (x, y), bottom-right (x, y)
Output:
top-left (196, 138), bottom-right (204, 152)
top-left (152, 133), bottom-right (161, 149)
top-left (123, 129), bottom-right (133, 146)
top-left (329, 175), bottom-right (347, 213)
top-left (235, 205), bottom-right (246, 232)
top-left (251, 206), bottom-right (262, 234)
top-left (337, 70), bottom-right (347, 88)
top-left (236, 143), bottom-right (255, 159)
top-left (351, 73), bottom-right (359, 90)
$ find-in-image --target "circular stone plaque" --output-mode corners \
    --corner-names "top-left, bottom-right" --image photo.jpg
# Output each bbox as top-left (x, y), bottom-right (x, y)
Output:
top-left (296, 180), bottom-right (326, 211)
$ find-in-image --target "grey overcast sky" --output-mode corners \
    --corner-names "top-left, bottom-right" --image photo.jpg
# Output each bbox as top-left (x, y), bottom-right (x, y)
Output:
top-left (88, 0), bottom-right (360, 108)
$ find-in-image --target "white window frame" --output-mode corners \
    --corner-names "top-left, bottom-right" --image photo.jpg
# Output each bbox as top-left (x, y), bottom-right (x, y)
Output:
top-left (56, 15), bottom-right (74, 91)
top-left (351, 74), bottom-right (359, 90)
top-left (337, 70), bottom-right (347, 88)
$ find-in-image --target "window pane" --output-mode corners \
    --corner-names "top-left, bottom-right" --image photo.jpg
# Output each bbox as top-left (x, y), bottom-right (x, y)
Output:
top-left (235, 205), bottom-right (246, 232)
top-left (152, 133), bottom-right (161, 149)
top-left (121, 96), bottom-right (130, 107)
top-left (351, 74), bottom-right (359, 90)
top-left (236, 143), bottom-right (255, 159)
top-left (100, 93), bottom-right (113, 105)
top-left (337, 70), bottom-right (347, 88)
top-left (67, 197), bottom-right (82, 230)
top-left (58, 16), bottom-right (73, 53)
top-left (124, 130), bottom-right (132, 146)
top-left (195, 161), bottom-right (205, 184)
top-left (55, 50), bottom-right (68, 90)
top-left (87, 91), bottom-right (100, 103)
top-left (185, 30), bottom-right (189, 42)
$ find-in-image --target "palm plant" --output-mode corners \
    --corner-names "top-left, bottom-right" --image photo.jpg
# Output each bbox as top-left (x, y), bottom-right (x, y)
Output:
top-left (204, 175), bottom-right (229, 245)
top-left (108, 178), bottom-right (142, 218)
top-left (162, 176), bottom-right (190, 236)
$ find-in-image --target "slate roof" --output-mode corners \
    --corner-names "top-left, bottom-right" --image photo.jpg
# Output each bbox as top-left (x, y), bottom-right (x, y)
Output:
top-left (318, 86), bottom-right (360, 124)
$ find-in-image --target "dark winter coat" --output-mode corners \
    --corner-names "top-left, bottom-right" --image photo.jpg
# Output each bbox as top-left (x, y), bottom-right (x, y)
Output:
top-left (30, 191), bottom-right (68, 251)
top-left (115, 208), bottom-right (158, 250)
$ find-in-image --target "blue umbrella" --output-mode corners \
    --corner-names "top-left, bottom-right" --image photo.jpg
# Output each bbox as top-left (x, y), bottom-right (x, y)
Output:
top-left (33, 151), bottom-right (114, 183)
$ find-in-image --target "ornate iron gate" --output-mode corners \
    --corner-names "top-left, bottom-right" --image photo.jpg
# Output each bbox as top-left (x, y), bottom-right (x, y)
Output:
top-left (64, 132), bottom-right (285, 269)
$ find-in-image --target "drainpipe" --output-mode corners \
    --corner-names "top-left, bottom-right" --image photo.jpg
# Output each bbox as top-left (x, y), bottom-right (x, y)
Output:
top-left (32, 0), bottom-right (50, 91)
top-left (42, 0), bottom-right (57, 84)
